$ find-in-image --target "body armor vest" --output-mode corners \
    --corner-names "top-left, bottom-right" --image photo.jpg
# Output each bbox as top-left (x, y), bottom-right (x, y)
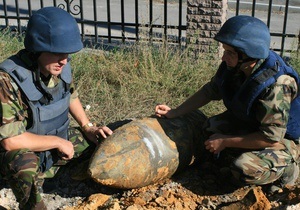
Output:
top-left (0, 55), bottom-right (71, 139)
top-left (0, 54), bottom-right (72, 172)
top-left (216, 50), bottom-right (300, 140)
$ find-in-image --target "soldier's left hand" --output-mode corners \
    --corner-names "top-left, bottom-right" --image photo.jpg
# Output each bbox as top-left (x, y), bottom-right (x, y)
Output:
top-left (84, 126), bottom-right (113, 144)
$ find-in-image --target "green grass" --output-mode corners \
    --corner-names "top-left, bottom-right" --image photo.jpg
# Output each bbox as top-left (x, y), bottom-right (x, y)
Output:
top-left (1, 30), bottom-right (299, 126)
top-left (0, 29), bottom-right (24, 60)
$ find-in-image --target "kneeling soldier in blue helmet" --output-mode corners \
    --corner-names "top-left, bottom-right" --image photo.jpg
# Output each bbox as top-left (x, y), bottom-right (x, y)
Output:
top-left (0, 7), bottom-right (113, 209)
top-left (155, 15), bottom-right (300, 192)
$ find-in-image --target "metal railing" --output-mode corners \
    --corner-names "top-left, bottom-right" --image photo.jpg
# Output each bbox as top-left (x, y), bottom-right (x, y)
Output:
top-left (0, 0), bottom-right (298, 54)
top-left (230, 0), bottom-right (300, 54)
top-left (0, 0), bottom-right (187, 47)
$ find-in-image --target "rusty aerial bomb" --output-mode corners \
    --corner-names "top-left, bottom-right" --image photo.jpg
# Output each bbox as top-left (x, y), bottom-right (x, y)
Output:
top-left (88, 110), bottom-right (207, 189)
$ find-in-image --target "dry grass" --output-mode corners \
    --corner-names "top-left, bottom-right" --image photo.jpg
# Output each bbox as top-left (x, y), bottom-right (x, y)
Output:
top-left (1, 29), bottom-right (299, 126)
top-left (71, 44), bottom-right (222, 125)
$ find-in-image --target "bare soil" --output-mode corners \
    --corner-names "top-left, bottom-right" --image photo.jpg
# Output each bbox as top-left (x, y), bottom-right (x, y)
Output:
top-left (1, 118), bottom-right (300, 210)
top-left (1, 159), bottom-right (300, 210)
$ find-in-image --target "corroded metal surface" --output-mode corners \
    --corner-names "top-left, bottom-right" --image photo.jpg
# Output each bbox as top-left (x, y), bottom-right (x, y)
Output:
top-left (88, 110), bottom-right (207, 189)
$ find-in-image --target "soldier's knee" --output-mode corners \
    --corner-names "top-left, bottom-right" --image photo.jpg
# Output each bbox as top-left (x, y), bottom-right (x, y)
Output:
top-left (231, 154), bottom-right (272, 185)
top-left (7, 149), bottom-right (39, 174)
top-left (231, 160), bottom-right (264, 181)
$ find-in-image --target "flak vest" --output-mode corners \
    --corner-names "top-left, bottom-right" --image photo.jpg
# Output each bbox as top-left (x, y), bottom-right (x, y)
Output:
top-left (216, 50), bottom-right (300, 141)
top-left (0, 55), bottom-right (72, 171)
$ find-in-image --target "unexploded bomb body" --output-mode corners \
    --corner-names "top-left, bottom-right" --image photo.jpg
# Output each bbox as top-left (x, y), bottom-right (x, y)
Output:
top-left (88, 110), bottom-right (207, 189)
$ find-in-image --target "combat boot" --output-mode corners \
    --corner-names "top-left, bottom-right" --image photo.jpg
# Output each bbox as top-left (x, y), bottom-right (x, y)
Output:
top-left (267, 161), bottom-right (299, 194)
top-left (280, 161), bottom-right (299, 188)
top-left (36, 178), bottom-right (45, 193)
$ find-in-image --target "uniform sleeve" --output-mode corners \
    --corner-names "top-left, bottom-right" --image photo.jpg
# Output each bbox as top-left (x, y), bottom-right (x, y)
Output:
top-left (0, 72), bottom-right (27, 141)
top-left (200, 76), bottom-right (223, 101)
top-left (255, 75), bottom-right (298, 142)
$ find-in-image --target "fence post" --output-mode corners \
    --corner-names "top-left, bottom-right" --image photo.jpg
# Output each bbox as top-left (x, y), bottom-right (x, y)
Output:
top-left (186, 0), bottom-right (227, 57)
top-left (297, 30), bottom-right (300, 56)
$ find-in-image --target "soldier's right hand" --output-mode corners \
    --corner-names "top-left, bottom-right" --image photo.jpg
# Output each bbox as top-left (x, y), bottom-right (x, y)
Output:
top-left (57, 140), bottom-right (74, 160)
top-left (155, 104), bottom-right (176, 118)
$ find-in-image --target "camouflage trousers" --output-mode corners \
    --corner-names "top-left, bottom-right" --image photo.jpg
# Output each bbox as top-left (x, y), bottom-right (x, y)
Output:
top-left (0, 127), bottom-right (94, 210)
top-left (201, 111), bottom-right (300, 186)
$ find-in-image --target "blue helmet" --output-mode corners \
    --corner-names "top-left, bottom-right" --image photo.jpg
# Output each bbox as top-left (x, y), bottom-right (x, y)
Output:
top-left (24, 7), bottom-right (83, 54)
top-left (214, 15), bottom-right (270, 59)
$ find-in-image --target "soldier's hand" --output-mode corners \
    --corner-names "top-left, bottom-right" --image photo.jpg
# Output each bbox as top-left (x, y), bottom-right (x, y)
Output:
top-left (155, 104), bottom-right (174, 118)
top-left (84, 125), bottom-right (113, 144)
top-left (57, 140), bottom-right (75, 160)
top-left (204, 133), bottom-right (227, 154)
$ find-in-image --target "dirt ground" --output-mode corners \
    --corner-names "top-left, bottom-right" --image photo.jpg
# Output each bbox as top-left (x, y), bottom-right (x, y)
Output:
top-left (1, 159), bottom-right (300, 210)
top-left (67, 161), bottom-right (300, 210)
top-left (1, 118), bottom-right (300, 210)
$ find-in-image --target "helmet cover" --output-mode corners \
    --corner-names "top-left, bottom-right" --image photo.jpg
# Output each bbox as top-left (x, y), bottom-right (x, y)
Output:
top-left (214, 15), bottom-right (270, 59)
top-left (24, 7), bottom-right (83, 53)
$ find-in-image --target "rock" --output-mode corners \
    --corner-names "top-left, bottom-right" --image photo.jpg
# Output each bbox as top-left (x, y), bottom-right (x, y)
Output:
top-left (65, 193), bottom-right (111, 210)
top-left (220, 186), bottom-right (271, 210)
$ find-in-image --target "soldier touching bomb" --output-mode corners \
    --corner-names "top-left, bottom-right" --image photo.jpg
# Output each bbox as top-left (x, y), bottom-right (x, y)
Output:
top-left (156, 15), bottom-right (300, 191)
top-left (0, 7), bottom-right (112, 209)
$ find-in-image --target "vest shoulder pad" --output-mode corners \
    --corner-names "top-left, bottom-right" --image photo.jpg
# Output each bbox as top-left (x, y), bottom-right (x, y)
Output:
top-left (0, 57), bottom-right (43, 101)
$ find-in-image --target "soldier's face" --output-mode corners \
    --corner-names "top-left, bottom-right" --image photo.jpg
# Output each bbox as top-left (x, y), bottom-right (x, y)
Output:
top-left (221, 44), bottom-right (238, 68)
top-left (38, 52), bottom-right (69, 77)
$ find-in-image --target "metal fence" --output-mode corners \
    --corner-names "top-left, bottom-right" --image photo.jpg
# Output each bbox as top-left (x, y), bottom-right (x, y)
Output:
top-left (0, 0), bottom-right (299, 54)
top-left (0, 0), bottom-right (187, 47)
top-left (229, 0), bottom-right (300, 54)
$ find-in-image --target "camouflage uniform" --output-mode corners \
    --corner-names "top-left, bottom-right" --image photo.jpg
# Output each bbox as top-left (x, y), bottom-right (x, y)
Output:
top-left (200, 60), bottom-right (300, 186)
top-left (0, 65), bottom-right (93, 209)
